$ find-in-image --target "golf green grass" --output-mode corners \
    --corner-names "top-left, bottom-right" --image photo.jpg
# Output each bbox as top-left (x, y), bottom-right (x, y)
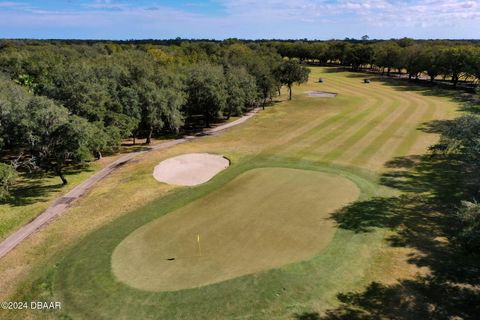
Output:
top-left (112, 167), bottom-right (359, 292)
top-left (3, 67), bottom-right (460, 320)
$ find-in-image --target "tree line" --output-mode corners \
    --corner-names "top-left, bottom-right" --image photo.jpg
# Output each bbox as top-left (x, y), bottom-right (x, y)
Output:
top-left (272, 39), bottom-right (480, 88)
top-left (0, 40), bottom-right (310, 190)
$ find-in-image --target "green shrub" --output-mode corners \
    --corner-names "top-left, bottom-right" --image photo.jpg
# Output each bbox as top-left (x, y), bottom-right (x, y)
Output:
top-left (456, 201), bottom-right (480, 253)
top-left (0, 163), bottom-right (17, 200)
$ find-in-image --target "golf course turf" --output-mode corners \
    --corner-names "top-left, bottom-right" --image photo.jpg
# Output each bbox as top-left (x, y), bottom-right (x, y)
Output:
top-left (0, 67), bottom-right (460, 319)
top-left (113, 167), bottom-right (360, 291)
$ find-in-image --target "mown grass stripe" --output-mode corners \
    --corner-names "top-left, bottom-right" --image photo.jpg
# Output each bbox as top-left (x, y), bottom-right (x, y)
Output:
top-left (308, 79), bottom-right (391, 153)
top-left (275, 103), bottom-right (359, 155)
top-left (390, 94), bottom-right (436, 158)
top-left (272, 72), bottom-right (368, 153)
top-left (366, 94), bottom-right (429, 169)
top-left (284, 77), bottom-right (372, 148)
top-left (308, 75), bottom-right (396, 159)
top-left (288, 77), bottom-right (385, 159)
top-left (295, 106), bottom-right (376, 160)
top-left (321, 98), bottom-right (400, 162)
top-left (349, 94), bottom-right (417, 167)
top-left (259, 90), bottom-right (365, 158)
top-left (333, 77), bottom-right (419, 166)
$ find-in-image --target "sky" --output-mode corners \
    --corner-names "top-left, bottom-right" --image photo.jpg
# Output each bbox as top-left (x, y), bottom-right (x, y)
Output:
top-left (0, 0), bottom-right (479, 40)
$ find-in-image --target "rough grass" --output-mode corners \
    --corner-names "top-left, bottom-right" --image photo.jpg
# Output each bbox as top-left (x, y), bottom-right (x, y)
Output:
top-left (0, 140), bottom-right (174, 242)
top-left (0, 67), bottom-right (460, 320)
top-left (0, 166), bottom-right (98, 241)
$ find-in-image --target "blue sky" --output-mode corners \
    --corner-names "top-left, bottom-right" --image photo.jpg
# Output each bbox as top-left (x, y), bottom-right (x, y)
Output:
top-left (1, 0), bottom-right (479, 39)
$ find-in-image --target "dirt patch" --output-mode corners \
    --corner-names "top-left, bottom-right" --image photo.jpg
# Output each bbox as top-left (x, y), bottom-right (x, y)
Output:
top-left (153, 153), bottom-right (229, 186)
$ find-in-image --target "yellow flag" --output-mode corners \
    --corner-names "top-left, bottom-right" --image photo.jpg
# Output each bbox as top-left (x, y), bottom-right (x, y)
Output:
top-left (197, 234), bottom-right (201, 256)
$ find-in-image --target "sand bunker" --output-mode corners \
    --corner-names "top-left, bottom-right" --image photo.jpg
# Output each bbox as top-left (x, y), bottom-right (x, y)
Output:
top-left (153, 153), bottom-right (229, 186)
top-left (306, 91), bottom-right (337, 98)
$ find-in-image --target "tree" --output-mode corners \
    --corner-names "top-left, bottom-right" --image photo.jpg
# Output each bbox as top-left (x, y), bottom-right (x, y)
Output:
top-left (14, 74), bottom-right (37, 93)
top-left (466, 47), bottom-right (480, 84)
top-left (325, 41), bottom-right (348, 64)
top-left (44, 61), bottom-right (110, 122)
top-left (344, 44), bottom-right (374, 71)
top-left (185, 63), bottom-right (227, 127)
top-left (0, 75), bottom-right (31, 149)
top-left (274, 60), bottom-right (310, 100)
top-left (255, 67), bottom-right (278, 108)
top-left (0, 163), bottom-right (17, 201)
top-left (404, 45), bottom-right (428, 80)
top-left (240, 52), bottom-right (280, 109)
top-left (456, 201), bottom-right (480, 253)
top-left (87, 122), bottom-right (121, 159)
top-left (135, 76), bottom-right (185, 143)
top-left (431, 115), bottom-right (480, 197)
top-left (115, 50), bottom-right (185, 143)
top-left (397, 37), bottom-right (415, 48)
top-left (374, 42), bottom-right (402, 75)
top-left (224, 66), bottom-right (257, 118)
top-left (27, 97), bottom-right (95, 184)
top-left (424, 47), bottom-right (442, 82)
top-left (438, 47), bottom-right (470, 87)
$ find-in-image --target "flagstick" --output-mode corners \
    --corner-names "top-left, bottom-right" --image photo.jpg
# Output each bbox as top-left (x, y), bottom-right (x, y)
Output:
top-left (197, 234), bottom-right (202, 257)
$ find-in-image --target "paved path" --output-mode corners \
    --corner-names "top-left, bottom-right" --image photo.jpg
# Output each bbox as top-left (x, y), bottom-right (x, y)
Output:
top-left (0, 109), bottom-right (259, 259)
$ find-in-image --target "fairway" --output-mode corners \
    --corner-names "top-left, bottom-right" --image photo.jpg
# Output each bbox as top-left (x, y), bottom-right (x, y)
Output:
top-left (112, 168), bottom-right (359, 291)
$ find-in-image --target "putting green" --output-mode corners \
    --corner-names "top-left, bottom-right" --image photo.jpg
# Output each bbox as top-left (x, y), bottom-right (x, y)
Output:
top-left (112, 167), bottom-right (360, 292)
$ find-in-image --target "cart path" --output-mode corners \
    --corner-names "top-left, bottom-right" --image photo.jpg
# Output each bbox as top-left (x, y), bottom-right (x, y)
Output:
top-left (0, 109), bottom-right (259, 259)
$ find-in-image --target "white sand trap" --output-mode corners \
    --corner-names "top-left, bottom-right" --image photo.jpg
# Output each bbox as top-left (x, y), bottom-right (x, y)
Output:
top-left (153, 153), bottom-right (229, 186)
top-left (306, 91), bottom-right (337, 98)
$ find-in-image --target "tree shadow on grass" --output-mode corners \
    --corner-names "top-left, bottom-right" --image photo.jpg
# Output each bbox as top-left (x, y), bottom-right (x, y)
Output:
top-left (324, 68), bottom-right (477, 108)
top-left (294, 151), bottom-right (480, 319)
top-left (312, 278), bottom-right (480, 320)
top-left (321, 67), bottom-right (350, 74)
top-left (359, 76), bottom-right (480, 110)
top-left (459, 102), bottom-right (480, 115)
top-left (3, 165), bottom-right (92, 206)
top-left (320, 67), bottom-right (476, 98)
top-left (294, 312), bottom-right (321, 320)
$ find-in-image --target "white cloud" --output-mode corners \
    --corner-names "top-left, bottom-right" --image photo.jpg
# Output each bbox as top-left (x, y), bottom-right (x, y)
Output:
top-left (219, 0), bottom-right (480, 28)
top-left (85, 0), bottom-right (128, 10)
top-left (0, 2), bottom-right (25, 7)
top-left (0, 0), bottom-right (479, 39)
